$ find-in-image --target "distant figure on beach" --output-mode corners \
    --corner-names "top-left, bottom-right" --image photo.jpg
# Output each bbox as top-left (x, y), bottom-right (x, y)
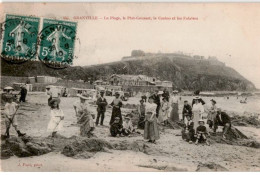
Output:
top-left (207, 99), bottom-right (217, 130)
top-left (137, 99), bottom-right (146, 129)
top-left (162, 88), bottom-right (170, 102)
top-left (182, 115), bottom-right (195, 143)
top-left (192, 97), bottom-right (204, 129)
top-left (47, 99), bottom-right (64, 137)
top-left (214, 108), bottom-right (231, 139)
top-left (182, 100), bottom-right (192, 122)
top-left (151, 90), bottom-right (161, 118)
top-left (195, 120), bottom-right (210, 146)
top-left (19, 85), bottom-right (27, 102)
top-left (170, 91), bottom-right (179, 122)
top-left (141, 93), bottom-right (147, 102)
top-left (95, 89), bottom-right (108, 126)
top-left (160, 97), bottom-right (170, 125)
top-left (110, 92), bottom-right (123, 125)
top-left (144, 96), bottom-right (160, 143)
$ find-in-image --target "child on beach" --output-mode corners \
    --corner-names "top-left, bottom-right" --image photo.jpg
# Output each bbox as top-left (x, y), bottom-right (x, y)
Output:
top-left (122, 115), bottom-right (134, 136)
top-left (160, 97), bottom-right (170, 125)
top-left (110, 117), bottom-right (124, 137)
top-left (207, 99), bottom-right (217, 130)
top-left (182, 115), bottom-right (195, 143)
top-left (4, 96), bottom-right (26, 138)
top-left (195, 120), bottom-right (210, 146)
top-left (47, 99), bottom-right (64, 137)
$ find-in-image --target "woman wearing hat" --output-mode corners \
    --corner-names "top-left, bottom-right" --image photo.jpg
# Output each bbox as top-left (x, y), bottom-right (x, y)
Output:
top-left (109, 92), bottom-right (123, 125)
top-left (144, 96), bottom-right (160, 143)
top-left (192, 97), bottom-right (204, 129)
top-left (47, 99), bottom-right (64, 137)
top-left (73, 94), bottom-right (95, 137)
top-left (207, 99), bottom-right (217, 129)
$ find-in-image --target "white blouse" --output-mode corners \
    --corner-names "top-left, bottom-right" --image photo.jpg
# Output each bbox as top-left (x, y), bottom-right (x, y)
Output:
top-left (192, 103), bottom-right (204, 114)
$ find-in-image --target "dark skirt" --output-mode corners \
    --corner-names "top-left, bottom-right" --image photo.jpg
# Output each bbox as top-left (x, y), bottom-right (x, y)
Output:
top-left (138, 116), bottom-right (145, 129)
top-left (109, 107), bottom-right (122, 125)
top-left (170, 103), bottom-right (179, 122)
top-left (144, 118), bottom-right (160, 140)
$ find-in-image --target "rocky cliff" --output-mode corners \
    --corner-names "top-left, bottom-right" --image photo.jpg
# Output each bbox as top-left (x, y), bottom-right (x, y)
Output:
top-left (1, 53), bottom-right (256, 91)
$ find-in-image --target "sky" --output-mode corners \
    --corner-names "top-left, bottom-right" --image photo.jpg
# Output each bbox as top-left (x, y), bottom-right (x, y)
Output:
top-left (1, 3), bottom-right (260, 88)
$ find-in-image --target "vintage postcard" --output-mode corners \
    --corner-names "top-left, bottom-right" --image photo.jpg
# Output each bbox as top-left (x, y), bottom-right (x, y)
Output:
top-left (0, 2), bottom-right (260, 172)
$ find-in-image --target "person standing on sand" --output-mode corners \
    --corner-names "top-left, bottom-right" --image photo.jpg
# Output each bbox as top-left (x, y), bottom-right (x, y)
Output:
top-left (160, 97), bottom-right (170, 125)
top-left (19, 85), bottom-right (27, 102)
top-left (73, 94), bottom-right (95, 137)
top-left (151, 90), bottom-right (161, 118)
top-left (214, 108), bottom-right (231, 139)
top-left (182, 100), bottom-right (192, 122)
top-left (144, 96), bottom-right (160, 144)
top-left (137, 99), bottom-right (146, 129)
top-left (169, 91), bottom-right (179, 122)
top-left (95, 89), bottom-right (108, 126)
top-left (110, 92), bottom-right (123, 125)
top-left (207, 99), bottom-right (217, 130)
top-left (162, 88), bottom-right (170, 102)
top-left (4, 96), bottom-right (26, 138)
top-left (47, 99), bottom-right (64, 137)
top-left (192, 97), bottom-right (204, 129)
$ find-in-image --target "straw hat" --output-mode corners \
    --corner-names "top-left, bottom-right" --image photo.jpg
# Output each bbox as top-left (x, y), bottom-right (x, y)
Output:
top-left (77, 94), bottom-right (91, 100)
top-left (198, 119), bottom-right (205, 124)
top-left (4, 86), bottom-right (14, 90)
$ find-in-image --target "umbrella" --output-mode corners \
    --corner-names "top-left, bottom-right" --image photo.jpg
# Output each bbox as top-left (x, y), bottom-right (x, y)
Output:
top-left (4, 86), bottom-right (14, 90)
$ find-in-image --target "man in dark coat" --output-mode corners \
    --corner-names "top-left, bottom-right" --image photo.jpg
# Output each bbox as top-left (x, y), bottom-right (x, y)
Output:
top-left (162, 88), bottom-right (170, 102)
top-left (95, 90), bottom-right (108, 126)
top-left (214, 108), bottom-right (231, 139)
top-left (19, 85), bottom-right (27, 102)
top-left (152, 90), bottom-right (161, 118)
top-left (182, 100), bottom-right (192, 121)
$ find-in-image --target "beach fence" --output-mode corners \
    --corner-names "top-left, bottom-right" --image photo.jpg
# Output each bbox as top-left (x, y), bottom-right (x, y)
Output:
top-left (1, 76), bottom-right (29, 89)
top-left (13, 83), bottom-right (33, 92)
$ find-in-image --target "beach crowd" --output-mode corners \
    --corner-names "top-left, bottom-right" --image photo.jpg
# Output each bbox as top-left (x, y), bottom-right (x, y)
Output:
top-left (2, 86), bottom-right (232, 146)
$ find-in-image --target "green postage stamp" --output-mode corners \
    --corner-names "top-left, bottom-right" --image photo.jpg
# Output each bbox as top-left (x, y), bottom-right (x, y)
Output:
top-left (1, 14), bottom-right (40, 61)
top-left (38, 19), bottom-right (77, 65)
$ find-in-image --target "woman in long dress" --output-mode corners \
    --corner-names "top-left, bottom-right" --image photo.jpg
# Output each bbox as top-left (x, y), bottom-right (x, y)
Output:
top-left (160, 97), bottom-right (170, 125)
top-left (144, 96), bottom-right (160, 143)
top-left (110, 92), bottom-right (123, 125)
top-left (73, 94), bottom-right (95, 137)
top-left (192, 97), bottom-right (204, 129)
top-left (170, 92), bottom-right (179, 122)
top-left (47, 99), bottom-right (64, 137)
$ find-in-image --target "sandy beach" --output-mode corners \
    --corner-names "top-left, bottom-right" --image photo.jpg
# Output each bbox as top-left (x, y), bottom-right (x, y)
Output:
top-left (1, 93), bottom-right (260, 172)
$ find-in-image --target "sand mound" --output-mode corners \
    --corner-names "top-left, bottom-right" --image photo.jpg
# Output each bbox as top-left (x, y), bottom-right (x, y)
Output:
top-left (1, 135), bottom-right (52, 159)
top-left (61, 138), bottom-right (155, 159)
top-left (62, 138), bottom-right (113, 158)
top-left (196, 162), bottom-right (229, 171)
top-left (232, 115), bottom-right (260, 128)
